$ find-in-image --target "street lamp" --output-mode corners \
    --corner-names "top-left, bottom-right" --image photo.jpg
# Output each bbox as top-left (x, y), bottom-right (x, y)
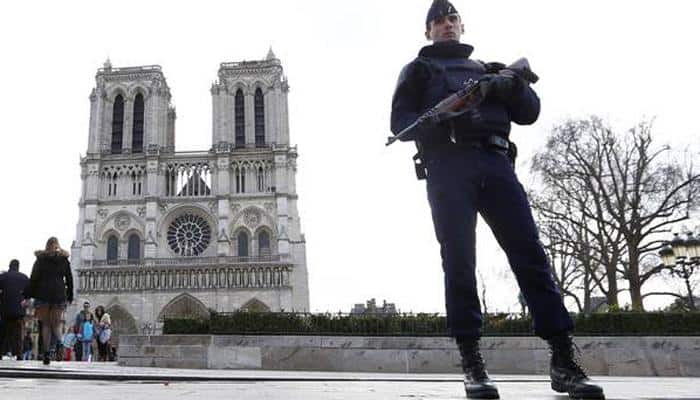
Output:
top-left (659, 232), bottom-right (700, 311)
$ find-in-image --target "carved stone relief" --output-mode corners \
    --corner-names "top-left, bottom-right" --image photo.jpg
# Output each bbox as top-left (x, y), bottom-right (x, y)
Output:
top-left (115, 214), bottom-right (131, 231)
top-left (243, 208), bottom-right (262, 228)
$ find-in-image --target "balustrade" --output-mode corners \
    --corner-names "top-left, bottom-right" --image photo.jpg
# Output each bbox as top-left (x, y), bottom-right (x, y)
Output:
top-left (78, 264), bottom-right (292, 292)
top-left (90, 254), bottom-right (281, 267)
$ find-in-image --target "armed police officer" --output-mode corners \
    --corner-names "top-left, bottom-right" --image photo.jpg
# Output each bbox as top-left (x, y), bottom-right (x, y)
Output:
top-left (390, 1), bottom-right (605, 399)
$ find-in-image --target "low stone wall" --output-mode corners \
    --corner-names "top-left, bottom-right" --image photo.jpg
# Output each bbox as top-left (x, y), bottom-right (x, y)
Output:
top-left (118, 335), bottom-right (700, 376)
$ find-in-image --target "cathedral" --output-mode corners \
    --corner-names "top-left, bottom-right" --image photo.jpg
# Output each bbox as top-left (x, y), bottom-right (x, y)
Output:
top-left (69, 50), bottom-right (309, 339)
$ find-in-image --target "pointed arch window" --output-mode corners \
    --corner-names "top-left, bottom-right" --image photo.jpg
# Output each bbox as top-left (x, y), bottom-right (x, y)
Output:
top-left (235, 166), bottom-right (246, 194)
top-left (235, 89), bottom-right (245, 148)
top-left (258, 231), bottom-right (271, 256)
top-left (131, 171), bottom-right (142, 196)
top-left (127, 234), bottom-right (141, 261)
top-left (237, 231), bottom-right (249, 258)
top-left (108, 172), bottom-right (118, 197)
top-left (111, 95), bottom-right (124, 154)
top-left (132, 93), bottom-right (144, 153)
top-left (107, 235), bottom-right (119, 264)
top-left (257, 166), bottom-right (265, 192)
top-left (254, 88), bottom-right (265, 147)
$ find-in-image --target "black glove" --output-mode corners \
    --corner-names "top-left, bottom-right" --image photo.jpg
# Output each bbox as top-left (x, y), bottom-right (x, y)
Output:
top-left (486, 74), bottom-right (516, 102)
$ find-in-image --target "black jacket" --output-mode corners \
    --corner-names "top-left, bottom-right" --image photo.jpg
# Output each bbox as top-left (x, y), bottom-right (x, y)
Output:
top-left (391, 41), bottom-right (540, 147)
top-left (0, 269), bottom-right (29, 319)
top-left (25, 250), bottom-right (74, 305)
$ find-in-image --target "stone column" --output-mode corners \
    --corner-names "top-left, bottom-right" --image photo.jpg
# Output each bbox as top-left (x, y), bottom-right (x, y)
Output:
top-left (211, 85), bottom-right (222, 144)
top-left (123, 98), bottom-right (134, 153)
top-left (280, 82), bottom-right (290, 145)
top-left (265, 89), bottom-right (274, 145)
top-left (102, 97), bottom-right (113, 153)
top-left (166, 107), bottom-right (176, 151)
top-left (215, 155), bottom-right (231, 256)
top-left (87, 90), bottom-right (98, 153)
top-left (245, 90), bottom-right (255, 147)
top-left (223, 91), bottom-right (233, 144)
top-left (92, 85), bottom-right (108, 153)
top-left (144, 157), bottom-right (160, 259)
top-left (147, 94), bottom-right (161, 149)
top-left (81, 202), bottom-right (98, 262)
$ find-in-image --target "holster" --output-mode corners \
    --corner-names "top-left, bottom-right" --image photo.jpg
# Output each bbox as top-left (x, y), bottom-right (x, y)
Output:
top-left (507, 140), bottom-right (518, 165)
top-left (413, 152), bottom-right (427, 180)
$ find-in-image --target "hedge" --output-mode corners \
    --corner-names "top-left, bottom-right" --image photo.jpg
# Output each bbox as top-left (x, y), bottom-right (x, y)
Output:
top-left (163, 312), bottom-right (700, 336)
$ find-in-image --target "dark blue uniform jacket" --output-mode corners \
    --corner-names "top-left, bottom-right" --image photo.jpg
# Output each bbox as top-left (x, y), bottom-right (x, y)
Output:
top-left (390, 41), bottom-right (540, 149)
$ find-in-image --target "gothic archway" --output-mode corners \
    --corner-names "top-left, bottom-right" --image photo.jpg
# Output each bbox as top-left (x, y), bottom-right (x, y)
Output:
top-left (104, 304), bottom-right (138, 346)
top-left (157, 293), bottom-right (209, 322)
top-left (239, 298), bottom-right (271, 313)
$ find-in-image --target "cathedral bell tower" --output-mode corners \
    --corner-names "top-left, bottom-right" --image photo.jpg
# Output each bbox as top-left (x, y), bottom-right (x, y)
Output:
top-left (71, 52), bottom-right (309, 339)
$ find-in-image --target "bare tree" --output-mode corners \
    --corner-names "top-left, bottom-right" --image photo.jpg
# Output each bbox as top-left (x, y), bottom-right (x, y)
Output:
top-left (477, 270), bottom-right (489, 315)
top-left (536, 214), bottom-right (593, 313)
top-left (530, 117), bottom-right (700, 310)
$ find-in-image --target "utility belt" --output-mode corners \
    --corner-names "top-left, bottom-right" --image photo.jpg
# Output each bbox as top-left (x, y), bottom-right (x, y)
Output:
top-left (413, 134), bottom-right (517, 180)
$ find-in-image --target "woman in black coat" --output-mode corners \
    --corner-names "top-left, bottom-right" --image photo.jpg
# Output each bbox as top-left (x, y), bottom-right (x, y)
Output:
top-left (24, 237), bottom-right (73, 365)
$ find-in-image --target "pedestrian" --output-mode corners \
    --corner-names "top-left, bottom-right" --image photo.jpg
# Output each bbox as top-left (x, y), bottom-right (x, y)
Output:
top-left (79, 313), bottom-right (94, 362)
top-left (389, 1), bottom-right (604, 399)
top-left (0, 259), bottom-right (30, 360)
top-left (23, 237), bottom-right (74, 365)
top-left (63, 326), bottom-right (77, 361)
top-left (74, 335), bottom-right (83, 362)
top-left (22, 331), bottom-right (33, 360)
top-left (74, 301), bottom-right (93, 331)
top-left (94, 305), bottom-right (112, 362)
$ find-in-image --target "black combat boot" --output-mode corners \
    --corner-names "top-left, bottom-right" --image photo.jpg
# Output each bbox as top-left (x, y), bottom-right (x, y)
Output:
top-left (548, 335), bottom-right (605, 399)
top-left (457, 338), bottom-right (499, 399)
top-left (42, 352), bottom-right (50, 366)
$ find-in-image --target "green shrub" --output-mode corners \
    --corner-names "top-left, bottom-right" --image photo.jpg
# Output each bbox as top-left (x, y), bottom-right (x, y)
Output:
top-left (162, 312), bottom-right (700, 336)
top-left (162, 317), bottom-right (210, 334)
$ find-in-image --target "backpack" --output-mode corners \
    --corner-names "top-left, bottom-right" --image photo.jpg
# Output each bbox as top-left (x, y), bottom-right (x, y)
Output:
top-left (99, 328), bottom-right (112, 344)
top-left (82, 321), bottom-right (94, 341)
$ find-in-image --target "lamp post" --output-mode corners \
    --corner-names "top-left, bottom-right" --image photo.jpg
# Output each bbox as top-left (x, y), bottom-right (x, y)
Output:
top-left (659, 232), bottom-right (700, 311)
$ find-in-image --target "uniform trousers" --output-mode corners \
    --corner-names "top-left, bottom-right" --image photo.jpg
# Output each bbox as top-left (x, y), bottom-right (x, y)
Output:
top-left (424, 143), bottom-right (573, 339)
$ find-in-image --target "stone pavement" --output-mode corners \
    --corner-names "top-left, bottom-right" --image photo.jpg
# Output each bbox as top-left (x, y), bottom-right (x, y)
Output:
top-left (1, 360), bottom-right (699, 399)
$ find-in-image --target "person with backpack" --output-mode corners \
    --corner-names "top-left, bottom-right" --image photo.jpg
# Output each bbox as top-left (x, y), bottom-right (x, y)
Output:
top-left (79, 314), bottom-right (95, 362)
top-left (94, 305), bottom-right (112, 362)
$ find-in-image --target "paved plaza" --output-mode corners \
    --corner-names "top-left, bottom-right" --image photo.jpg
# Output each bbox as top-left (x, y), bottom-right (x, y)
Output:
top-left (1, 361), bottom-right (699, 399)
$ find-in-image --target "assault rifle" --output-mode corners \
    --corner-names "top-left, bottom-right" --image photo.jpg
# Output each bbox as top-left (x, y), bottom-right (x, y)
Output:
top-left (385, 58), bottom-right (539, 146)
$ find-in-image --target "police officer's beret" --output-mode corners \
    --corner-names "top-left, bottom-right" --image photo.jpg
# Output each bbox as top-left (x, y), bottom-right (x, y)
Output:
top-left (426, 0), bottom-right (459, 29)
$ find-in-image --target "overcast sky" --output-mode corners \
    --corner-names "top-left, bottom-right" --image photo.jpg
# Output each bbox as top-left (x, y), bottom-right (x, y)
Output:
top-left (1, 0), bottom-right (698, 313)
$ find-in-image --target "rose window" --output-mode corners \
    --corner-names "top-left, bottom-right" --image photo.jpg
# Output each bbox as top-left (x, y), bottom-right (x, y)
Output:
top-left (167, 214), bottom-right (212, 256)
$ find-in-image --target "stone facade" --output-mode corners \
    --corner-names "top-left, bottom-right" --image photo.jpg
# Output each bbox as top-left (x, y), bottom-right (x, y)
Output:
top-left (70, 51), bottom-right (309, 339)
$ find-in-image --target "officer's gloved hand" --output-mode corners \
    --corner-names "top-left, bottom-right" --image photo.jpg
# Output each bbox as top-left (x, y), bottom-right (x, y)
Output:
top-left (484, 72), bottom-right (520, 102)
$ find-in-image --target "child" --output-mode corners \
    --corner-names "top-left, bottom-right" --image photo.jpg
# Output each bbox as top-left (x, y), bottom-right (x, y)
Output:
top-left (62, 327), bottom-right (77, 361)
top-left (79, 314), bottom-right (95, 362)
